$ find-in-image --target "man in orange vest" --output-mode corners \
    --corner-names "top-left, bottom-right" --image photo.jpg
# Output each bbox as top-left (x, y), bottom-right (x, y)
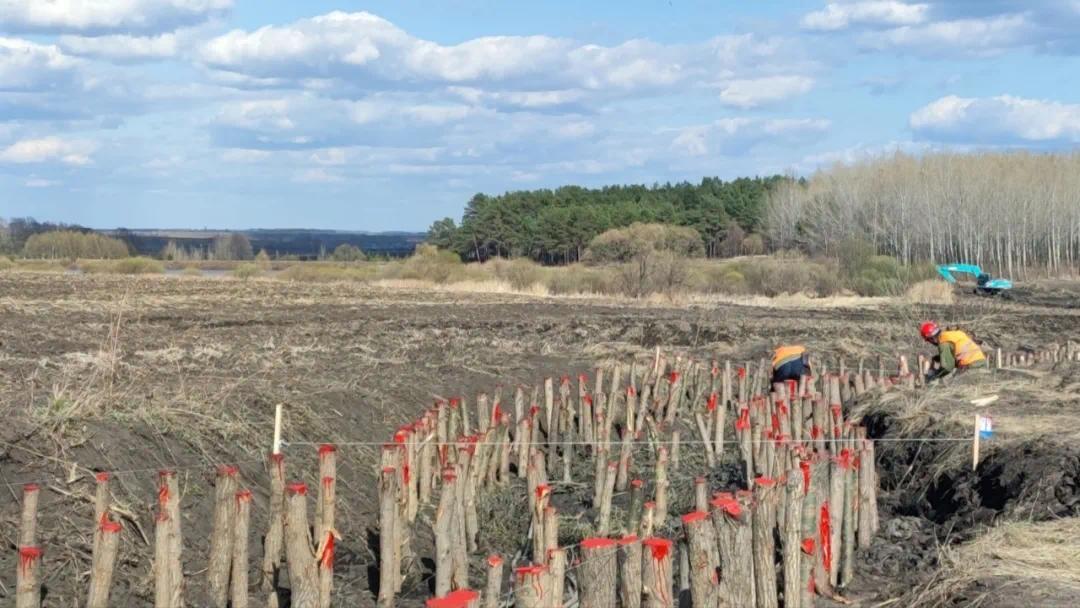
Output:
top-left (920, 321), bottom-right (987, 382)
top-left (772, 344), bottom-right (811, 385)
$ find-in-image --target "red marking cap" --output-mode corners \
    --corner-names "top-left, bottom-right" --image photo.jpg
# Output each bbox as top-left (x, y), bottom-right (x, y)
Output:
top-left (158, 469), bottom-right (176, 478)
top-left (286, 482), bottom-right (307, 496)
top-left (754, 476), bottom-right (777, 488)
top-left (515, 565), bottom-right (547, 577)
top-left (426, 589), bottom-right (481, 608)
top-left (619, 534), bottom-right (639, 545)
top-left (270, 453), bottom-right (285, 464)
top-left (319, 444), bottom-right (337, 455)
top-left (681, 511), bottom-right (709, 524)
top-left (487, 555), bottom-right (503, 567)
top-left (99, 518), bottom-right (122, 534)
top-left (631, 479), bottom-right (644, 488)
top-left (581, 537), bottom-right (617, 551)
top-left (217, 464), bottom-right (239, 477)
top-left (19, 546), bottom-right (43, 560)
top-left (23, 483), bottom-right (39, 493)
top-left (95, 472), bottom-right (111, 483)
top-left (643, 537), bottom-right (673, 560)
top-left (236, 489), bottom-right (253, 502)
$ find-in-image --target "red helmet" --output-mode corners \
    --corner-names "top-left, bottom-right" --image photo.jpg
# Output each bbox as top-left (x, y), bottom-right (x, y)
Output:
top-left (920, 321), bottom-right (940, 340)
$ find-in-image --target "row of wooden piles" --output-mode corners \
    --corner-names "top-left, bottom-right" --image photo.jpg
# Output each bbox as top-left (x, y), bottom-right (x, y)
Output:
top-left (11, 446), bottom-right (340, 608)
top-left (374, 349), bottom-right (908, 608)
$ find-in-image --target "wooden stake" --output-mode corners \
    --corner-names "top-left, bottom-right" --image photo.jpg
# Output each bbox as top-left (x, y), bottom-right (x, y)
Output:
top-left (427, 589), bottom-right (481, 608)
top-left (827, 457), bottom-right (844, 589)
top-left (972, 414), bottom-right (981, 471)
top-left (92, 473), bottom-right (111, 558)
top-left (856, 428), bottom-right (876, 548)
top-left (642, 538), bottom-right (675, 608)
top-left (598, 461), bottom-right (618, 535)
top-left (547, 548), bottom-right (567, 608)
top-left (158, 470), bottom-right (184, 606)
top-left (543, 507), bottom-right (559, 564)
top-left (272, 403), bottom-right (283, 455)
top-left (783, 468), bottom-right (805, 608)
top-left (840, 448), bottom-right (856, 588)
top-left (262, 453), bottom-right (286, 591)
top-left (19, 483), bottom-right (39, 547)
top-left (752, 478), bottom-right (780, 608)
top-left (285, 483), bottom-right (320, 608)
top-left (208, 465), bottom-right (238, 608)
top-left (619, 535), bottom-right (643, 608)
top-left (580, 538), bottom-right (619, 608)
top-left (681, 511), bottom-right (719, 608)
top-left (435, 468), bottom-right (458, 597)
top-left (87, 519), bottom-right (121, 608)
top-left (513, 565), bottom-right (547, 608)
top-left (484, 556), bottom-right (503, 608)
top-left (654, 447), bottom-right (669, 527)
top-left (231, 490), bottom-right (252, 608)
top-left (317, 445), bottom-right (337, 608)
top-left (15, 546), bottom-right (42, 608)
top-left (627, 479), bottom-right (645, 534)
top-left (694, 477), bottom-right (709, 513)
top-left (154, 512), bottom-right (175, 608)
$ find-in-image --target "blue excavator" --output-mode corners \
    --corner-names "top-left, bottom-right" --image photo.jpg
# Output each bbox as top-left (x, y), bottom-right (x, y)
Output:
top-left (937, 263), bottom-right (1013, 296)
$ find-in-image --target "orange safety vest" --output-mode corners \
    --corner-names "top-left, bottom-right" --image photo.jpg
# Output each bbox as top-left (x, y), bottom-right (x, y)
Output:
top-left (772, 345), bottom-right (807, 370)
top-left (939, 330), bottom-right (986, 368)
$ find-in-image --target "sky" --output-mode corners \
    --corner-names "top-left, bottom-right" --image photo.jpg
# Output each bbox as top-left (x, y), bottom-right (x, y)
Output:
top-left (2, 1), bottom-right (1080, 231)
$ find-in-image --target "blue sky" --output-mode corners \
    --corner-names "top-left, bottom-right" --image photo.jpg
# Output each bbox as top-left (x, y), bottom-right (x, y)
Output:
top-left (2, 1), bottom-right (1080, 230)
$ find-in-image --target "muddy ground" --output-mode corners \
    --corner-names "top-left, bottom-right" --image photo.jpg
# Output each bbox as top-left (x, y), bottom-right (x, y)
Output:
top-left (1, 272), bottom-right (1078, 606)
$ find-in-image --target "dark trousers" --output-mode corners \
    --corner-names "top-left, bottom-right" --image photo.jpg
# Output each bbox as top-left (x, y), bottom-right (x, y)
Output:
top-left (771, 359), bottom-right (806, 385)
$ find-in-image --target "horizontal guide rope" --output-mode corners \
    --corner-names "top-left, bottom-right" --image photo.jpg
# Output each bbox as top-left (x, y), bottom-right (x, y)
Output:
top-left (284, 437), bottom-right (978, 447)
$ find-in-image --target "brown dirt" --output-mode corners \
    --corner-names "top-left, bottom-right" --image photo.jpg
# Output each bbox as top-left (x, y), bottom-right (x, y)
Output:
top-left (1, 272), bottom-right (1079, 606)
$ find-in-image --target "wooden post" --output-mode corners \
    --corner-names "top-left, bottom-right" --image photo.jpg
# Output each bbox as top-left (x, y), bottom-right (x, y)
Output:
top-left (737, 405), bottom-right (754, 485)
top-left (670, 430), bottom-right (681, 471)
top-left (856, 428), bottom-right (877, 548)
top-left (318, 445), bottom-right (337, 608)
top-left (972, 414), bottom-right (981, 471)
top-left (485, 556), bottom-right (503, 608)
top-left (379, 468), bottom-right (400, 607)
top-left (682, 511), bottom-right (719, 608)
top-left (513, 565), bottom-right (548, 608)
top-left (598, 461), bottom-right (618, 535)
top-left (272, 402), bottom-right (283, 454)
top-left (641, 501), bottom-right (656, 539)
top-left (642, 538), bottom-right (675, 608)
top-left (262, 453), bottom-right (286, 591)
top-left (158, 470), bottom-right (184, 605)
top-left (627, 479), bottom-right (645, 534)
top-left (827, 456), bottom-right (843, 589)
top-left (531, 483), bottom-right (551, 564)
top-left (752, 478), bottom-right (780, 608)
top-left (593, 440), bottom-right (607, 509)
top-left (92, 472), bottom-right (111, 557)
top-left (694, 477), bottom-right (709, 513)
top-left (619, 535), bottom-right (643, 608)
top-left (799, 461), bottom-right (818, 608)
top-left (580, 538), bottom-right (619, 608)
top-left (840, 448), bottom-right (857, 589)
top-left (783, 469), bottom-right (805, 608)
top-left (232, 490), bottom-right (252, 608)
top-left (154, 512), bottom-right (174, 608)
top-left (617, 420), bottom-right (633, 491)
top-left (15, 546), bottom-right (42, 608)
top-left (809, 459), bottom-right (833, 599)
top-left (87, 518), bottom-right (121, 608)
top-left (286, 483), bottom-right (320, 608)
top-left (547, 547), bottom-right (567, 608)
top-left (711, 492), bottom-right (754, 607)
top-left (19, 483), bottom-right (39, 547)
top-left (435, 468), bottom-right (457, 596)
top-left (209, 465), bottom-right (238, 608)
top-left (654, 447), bottom-right (669, 527)
top-left (543, 506), bottom-right (559, 564)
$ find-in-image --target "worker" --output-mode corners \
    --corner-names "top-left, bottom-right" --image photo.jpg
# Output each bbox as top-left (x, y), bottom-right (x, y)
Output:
top-left (920, 321), bottom-right (987, 382)
top-left (772, 344), bottom-right (811, 385)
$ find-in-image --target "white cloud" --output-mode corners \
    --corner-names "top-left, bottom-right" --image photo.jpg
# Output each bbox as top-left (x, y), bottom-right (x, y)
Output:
top-left (0, 0), bottom-right (232, 34)
top-left (801, 1), bottom-right (929, 31)
top-left (671, 118), bottom-right (830, 157)
top-left (25, 177), bottom-right (59, 188)
top-left (718, 75), bottom-right (815, 108)
top-left (220, 148), bottom-right (271, 163)
top-left (198, 11), bottom-right (797, 97)
top-left (293, 168), bottom-right (343, 183)
top-left (0, 137), bottom-right (97, 164)
top-left (59, 32), bottom-right (179, 61)
top-left (910, 95), bottom-right (1080, 143)
top-left (860, 14), bottom-right (1031, 55)
top-left (0, 37), bottom-right (81, 91)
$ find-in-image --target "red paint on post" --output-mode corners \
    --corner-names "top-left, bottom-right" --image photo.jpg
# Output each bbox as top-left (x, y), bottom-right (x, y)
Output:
top-left (319, 444), bottom-right (337, 457)
top-left (801, 538), bottom-right (814, 555)
top-left (18, 546), bottom-right (42, 574)
top-left (631, 479), bottom-right (644, 488)
top-left (619, 534), bottom-right (639, 545)
top-left (581, 537), bottom-right (618, 550)
top-left (754, 476), bottom-right (777, 488)
top-left (487, 555), bottom-right (503, 567)
top-left (800, 460), bottom-right (811, 495)
top-left (286, 482), bottom-right (307, 496)
top-left (99, 518), bottom-right (122, 534)
top-left (322, 476), bottom-right (334, 489)
top-left (643, 537), bottom-right (672, 561)
top-left (820, 502), bottom-right (832, 573)
top-left (217, 464), bottom-right (239, 477)
top-left (426, 588), bottom-right (481, 608)
top-left (707, 393), bottom-right (718, 412)
top-left (735, 408), bottom-right (750, 430)
top-left (319, 532), bottom-right (335, 569)
top-left (95, 471), bottom-right (111, 483)
top-left (236, 489), bottom-right (253, 504)
top-left (680, 511), bottom-right (709, 524)
top-left (22, 483), bottom-right (39, 494)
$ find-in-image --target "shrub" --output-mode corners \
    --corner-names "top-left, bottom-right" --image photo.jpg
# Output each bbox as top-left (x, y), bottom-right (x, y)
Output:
top-left (233, 263), bottom-right (259, 280)
top-left (0, 256), bottom-right (13, 271)
top-left (741, 234), bottom-right (765, 255)
top-left (182, 266), bottom-right (202, 277)
top-left (398, 244), bottom-right (463, 284)
top-left (586, 223), bottom-right (705, 297)
top-left (255, 249), bottom-right (272, 269)
top-left (544, 264), bottom-right (614, 295)
top-left (493, 258), bottom-right (546, 290)
top-left (331, 244), bottom-right (365, 262)
top-left (278, 263), bottom-right (374, 283)
top-left (717, 269), bottom-right (748, 294)
top-left (79, 257), bottom-right (164, 275)
top-left (726, 256), bottom-right (843, 297)
top-left (23, 230), bottom-right (128, 260)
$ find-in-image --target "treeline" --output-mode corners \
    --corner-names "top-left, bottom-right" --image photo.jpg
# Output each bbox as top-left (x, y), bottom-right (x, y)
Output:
top-left (427, 177), bottom-right (786, 263)
top-left (767, 152), bottom-right (1080, 276)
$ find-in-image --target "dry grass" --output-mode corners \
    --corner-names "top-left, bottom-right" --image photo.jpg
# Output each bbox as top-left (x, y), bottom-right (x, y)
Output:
top-left (906, 279), bottom-right (956, 305)
top-left (951, 518), bottom-right (1080, 585)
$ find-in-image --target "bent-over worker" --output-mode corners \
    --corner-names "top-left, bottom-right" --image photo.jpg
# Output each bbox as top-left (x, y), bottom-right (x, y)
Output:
top-left (920, 321), bottom-right (986, 382)
top-left (772, 344), bottom-right (811, 385)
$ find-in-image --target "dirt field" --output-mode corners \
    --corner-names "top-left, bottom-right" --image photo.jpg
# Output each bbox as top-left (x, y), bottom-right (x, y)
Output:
top-left (1, 272), bottom-right (1078, 606)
